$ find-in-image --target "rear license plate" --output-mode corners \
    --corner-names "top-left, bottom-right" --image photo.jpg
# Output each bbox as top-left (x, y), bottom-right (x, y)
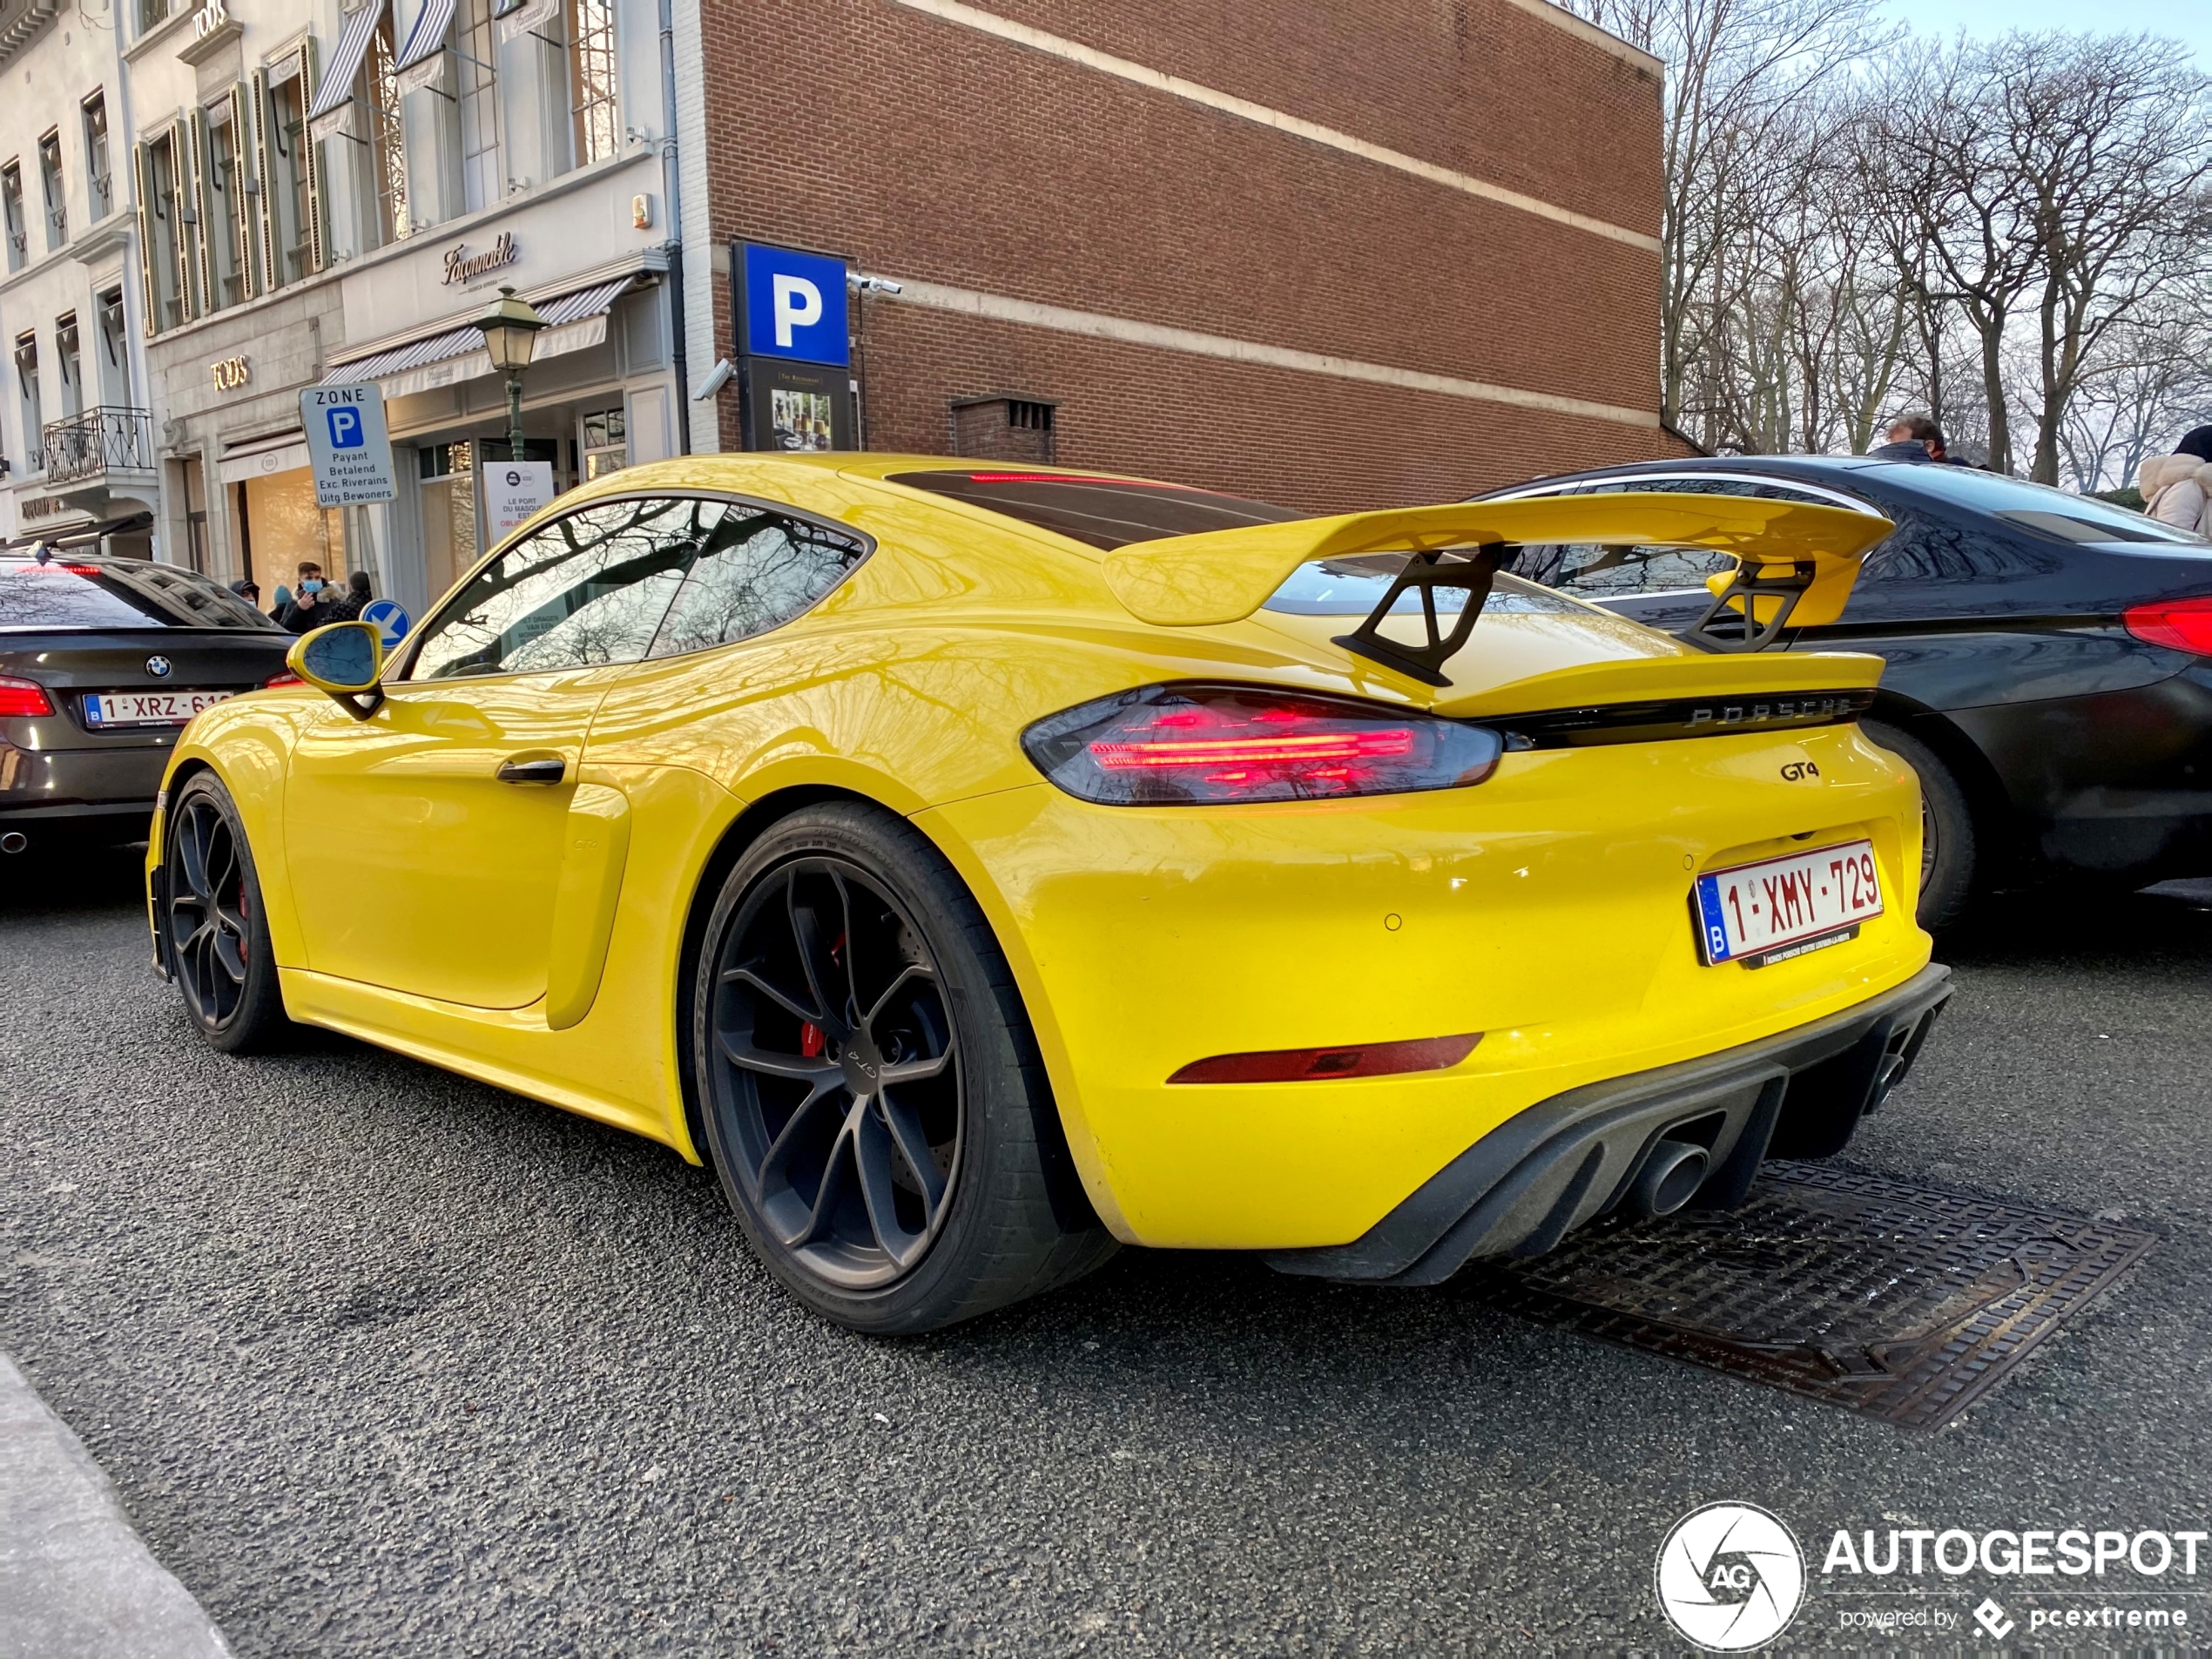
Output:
top-left (83, 690), bottom-right (235, 728)
top-left (1694, 839), bottom-right (1883, 967)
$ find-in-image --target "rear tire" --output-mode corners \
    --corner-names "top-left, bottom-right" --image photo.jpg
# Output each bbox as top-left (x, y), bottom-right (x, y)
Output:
top-left (691, 802), bottom-right (1116, 1334)
top-left (162, 772), bottom-right (290, 1053)
top-left (1862, 719), bottom-right (1977, 933)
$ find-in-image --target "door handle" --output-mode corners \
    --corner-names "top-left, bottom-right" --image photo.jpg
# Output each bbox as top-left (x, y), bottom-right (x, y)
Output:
top-left (496, 757), bottom-right (567, 786)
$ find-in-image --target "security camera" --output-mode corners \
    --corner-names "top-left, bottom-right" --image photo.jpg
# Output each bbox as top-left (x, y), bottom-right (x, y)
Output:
top-left (847, 273), bottom-right (904, 295)
top-left (691, 358), bottom-right (734, 401)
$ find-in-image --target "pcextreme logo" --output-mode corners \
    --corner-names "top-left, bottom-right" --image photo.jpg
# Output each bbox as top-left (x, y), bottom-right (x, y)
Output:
top-left (1655, 1502), bottom-right (1807, 1651)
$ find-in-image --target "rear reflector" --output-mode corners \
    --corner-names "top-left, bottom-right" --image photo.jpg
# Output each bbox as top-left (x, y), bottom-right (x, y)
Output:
top-left (2124, 595), bottom-right (2212, 656)
top-left (0, 674), bottom-right (55, 718)
top-left (1169, 1031), bottom-right (1482, 1085)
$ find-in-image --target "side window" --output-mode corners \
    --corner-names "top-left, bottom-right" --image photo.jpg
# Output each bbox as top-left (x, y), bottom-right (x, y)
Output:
top-left (647, 509), bottom-right (868, 658)
top-left (407, 496), bottom-right (712, 680)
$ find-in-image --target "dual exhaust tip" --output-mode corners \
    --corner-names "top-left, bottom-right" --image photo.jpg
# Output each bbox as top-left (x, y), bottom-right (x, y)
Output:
top-left (1627, 1137), bottom-right (1710, 1220)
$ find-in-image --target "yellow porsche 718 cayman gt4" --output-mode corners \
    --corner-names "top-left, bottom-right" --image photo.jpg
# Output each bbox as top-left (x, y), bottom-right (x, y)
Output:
top-left (147, 455), bottom-right (1949, 1332)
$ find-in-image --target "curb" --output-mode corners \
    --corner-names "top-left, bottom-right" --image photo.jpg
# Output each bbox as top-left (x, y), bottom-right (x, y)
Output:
top-left (0, 1350), bottom-right (232, 1659)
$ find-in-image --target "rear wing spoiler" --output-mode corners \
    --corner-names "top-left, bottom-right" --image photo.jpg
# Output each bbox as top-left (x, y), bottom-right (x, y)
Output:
top-left (1101, 494), bottom-right (1895, 684)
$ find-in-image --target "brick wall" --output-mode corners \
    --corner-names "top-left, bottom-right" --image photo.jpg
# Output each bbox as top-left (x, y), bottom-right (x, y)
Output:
top-left (698, 0), bottom-right (1680, 508)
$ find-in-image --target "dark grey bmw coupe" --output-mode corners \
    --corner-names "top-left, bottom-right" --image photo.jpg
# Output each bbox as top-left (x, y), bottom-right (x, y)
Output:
top-left (1479, 456), bottom-right (2212, 927)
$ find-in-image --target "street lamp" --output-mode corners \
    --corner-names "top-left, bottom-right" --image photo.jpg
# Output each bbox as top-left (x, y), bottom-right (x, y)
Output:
top-left (474, 284), bottom-right (546, 462)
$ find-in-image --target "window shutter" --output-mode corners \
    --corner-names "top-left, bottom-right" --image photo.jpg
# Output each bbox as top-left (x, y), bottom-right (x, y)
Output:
top-left (185, 110), bottom-right (216, 317)
top-left (297, 38), bottom-right (328, 274)
top-left (250, 70), bottom-right (278, 291)
top-left (132, 141), bottom-right (158, 336)
top-left (229, 82), bottom-right (258, 300)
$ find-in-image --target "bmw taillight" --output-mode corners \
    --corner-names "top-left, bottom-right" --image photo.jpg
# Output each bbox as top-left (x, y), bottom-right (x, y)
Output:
top-left (2124, 596), bottom-right (2212, 655)
top-left (1022, 684), bottom-right (1502, 806)
top-left (264, 671), bottom-right (303, 688)
top-left (0, 674), bottom-right (55, 718)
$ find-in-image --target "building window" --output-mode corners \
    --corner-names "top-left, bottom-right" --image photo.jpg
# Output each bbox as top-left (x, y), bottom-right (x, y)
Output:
top-left (14, 335), bottom-right (42, 467)
top-left (144, 133), bottom-right (185, 328)
top-left (135, 0), bottom-right (173, 33)
top-left (54, 314), bottom-right (82, 420)
top-left (460, 0), bottom-right (502, 211)
top-left (2, 165), bottom-right (24, 273)
top-left (951, 395), bottom-right (1058, 462)
top-left (570, 0), bottom-right (618, 168)
top-left (580, 407), bottom-right (626, 479)
top-left (266, 72), bottom-right (315, 285)
top-left (96, 288), bottom-right (130, 405)
top-left (205, 109), bottom-right (246, 307)
top-left (37, 131), bottom-right (66, 250)
top-left (365, 14), bottom-right (410, 246)
top-left (83, 94), bottom-right (112, 219)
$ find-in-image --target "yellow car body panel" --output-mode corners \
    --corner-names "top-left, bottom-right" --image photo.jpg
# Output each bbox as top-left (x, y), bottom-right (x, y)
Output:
top-left (147, 453), bottom-right (1936, 1256)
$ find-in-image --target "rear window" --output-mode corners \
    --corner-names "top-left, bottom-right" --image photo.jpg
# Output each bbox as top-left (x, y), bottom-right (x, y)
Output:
top-left (0, 558), bottom-right (280, 631)
top-left (1889, 466), bottom-right (2202, 545)
top-left (887, 469), bottom-right (1305, 550)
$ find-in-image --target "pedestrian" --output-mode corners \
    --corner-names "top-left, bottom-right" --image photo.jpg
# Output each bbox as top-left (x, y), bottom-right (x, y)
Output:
top-left (1868, 415), bottom-right (1942, 464)
top-left (228, 578), bottom-right (261, 609)
top-left (276, 561), bottom-right (330, 633)
top-left (2139, 428), bottom-right (2212, 534)
top-left (327, 570), bottom-right (374, 623)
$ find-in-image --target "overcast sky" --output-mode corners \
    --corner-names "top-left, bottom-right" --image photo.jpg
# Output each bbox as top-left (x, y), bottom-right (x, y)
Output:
top-left (1878, 0), bottom-right (2211, 63)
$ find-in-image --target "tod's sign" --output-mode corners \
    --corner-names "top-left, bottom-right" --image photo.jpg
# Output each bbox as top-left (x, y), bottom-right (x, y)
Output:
top-left (441, 232), bottom-right (519, 287)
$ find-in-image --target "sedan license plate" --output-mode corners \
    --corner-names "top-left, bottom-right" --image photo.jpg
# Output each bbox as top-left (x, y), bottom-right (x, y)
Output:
top-left (83, 690), bottom-right (234, 728)
top-left (1694, 839), bottom-right (1883, 967)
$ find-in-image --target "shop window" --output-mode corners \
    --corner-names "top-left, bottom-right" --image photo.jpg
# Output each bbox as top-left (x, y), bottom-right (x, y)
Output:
top-left (96, 289), bottom-right (131, 406)
top-left (951, 395), bottom-right (1057, 463)
top-left (82, 94), bottom-right (112, 219)
top-left (580, 407), bottom-right (626, 480)
top-left (14, 335), bottom-right (42, 466)
top-left (647, 507), bottom-right (869, 659)
top-left (2, 165), bottom-right (24, 273)
top-left (204, 109), bottom-right (246, 308)
top-left (569, 0), bottom-right (619, 168)
top-left (54, 315), bottom-right (82, 421)
top-left (408, 496), bottom-right (707, 680)
top-left (37, 131), bottom-right (65, 250)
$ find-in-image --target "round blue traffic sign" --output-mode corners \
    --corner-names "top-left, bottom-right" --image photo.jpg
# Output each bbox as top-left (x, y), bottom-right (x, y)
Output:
top-left (361, 597), bottom-right (411, 650)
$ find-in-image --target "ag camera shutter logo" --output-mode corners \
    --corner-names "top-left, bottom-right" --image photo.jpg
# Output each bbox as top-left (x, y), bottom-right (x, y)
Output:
top-left (1656, 1502), bottom-right (1806, 1651)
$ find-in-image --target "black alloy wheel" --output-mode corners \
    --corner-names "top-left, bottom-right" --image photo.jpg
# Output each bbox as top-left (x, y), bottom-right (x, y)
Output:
top-left (694, 803), bottom-right (1116, 1333)
top-left (164, 773), bottom-right (287, 1052)
top-left (1862, 719), bottom-right (1978, 934)
top-left (709, 856), bottom-right (963, 1288)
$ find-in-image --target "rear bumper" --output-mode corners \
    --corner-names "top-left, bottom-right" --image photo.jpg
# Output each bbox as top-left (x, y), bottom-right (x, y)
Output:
top-left (1266, 963), bottom-right (1952, 1284)
top-left (0, 739), bottom-right (170, 822)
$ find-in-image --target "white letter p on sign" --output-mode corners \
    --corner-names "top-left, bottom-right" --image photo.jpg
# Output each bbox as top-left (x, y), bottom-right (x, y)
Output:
top-left (772, 275), bottom-right (823, 347)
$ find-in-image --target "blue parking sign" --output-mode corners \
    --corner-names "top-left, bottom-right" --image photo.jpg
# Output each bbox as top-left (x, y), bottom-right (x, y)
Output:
top-left (739, 243), bottom-right (849, 366)
top-left (327, 406), bottom-right (365, 448)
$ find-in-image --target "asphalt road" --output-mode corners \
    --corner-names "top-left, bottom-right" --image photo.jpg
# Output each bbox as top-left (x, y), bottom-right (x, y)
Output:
top-left (3, 846), bottom-right (2209, 1656)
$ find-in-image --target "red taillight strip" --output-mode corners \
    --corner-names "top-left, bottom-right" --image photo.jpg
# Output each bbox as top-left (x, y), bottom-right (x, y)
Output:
top-left (2124, 595), bottom-right (2212, 656)
top-left (1090, 729), bottom-right (1414, 769)
top-left (263, 672), bottom-right (303, 688)
top-left (1168, 1031), bottom-right (1482, 1085)
top-left (0, 674), bottom-right (56, 718)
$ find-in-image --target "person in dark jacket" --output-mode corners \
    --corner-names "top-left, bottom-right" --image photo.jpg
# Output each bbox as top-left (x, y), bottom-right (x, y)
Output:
top-left (325, 570), bottom-right (373, 623)
top-left (276, 561), bottom-right (330, 633)
top-left (1868, 415), bottom-right (1942, 463)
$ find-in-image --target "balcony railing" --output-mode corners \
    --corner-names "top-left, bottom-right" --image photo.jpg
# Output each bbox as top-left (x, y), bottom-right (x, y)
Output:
top-left (42, 406), bottom-right (154, 483)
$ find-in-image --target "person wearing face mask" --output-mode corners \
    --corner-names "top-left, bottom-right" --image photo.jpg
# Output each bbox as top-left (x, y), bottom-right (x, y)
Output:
top-left (277, 561), bottom-right (330, 633)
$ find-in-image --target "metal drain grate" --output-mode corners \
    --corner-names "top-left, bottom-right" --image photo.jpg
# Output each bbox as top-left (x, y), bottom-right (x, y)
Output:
top-left (1463, 1163), bottom-right (2155, 1429)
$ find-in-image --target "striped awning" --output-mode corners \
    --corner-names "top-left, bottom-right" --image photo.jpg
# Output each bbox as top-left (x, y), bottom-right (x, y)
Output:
top-left (394, 0), bottom-right (455, 71)
top-left (319, 274), bottom-right (648, 395)
top-left (306, 0), bottom-right (388, 122)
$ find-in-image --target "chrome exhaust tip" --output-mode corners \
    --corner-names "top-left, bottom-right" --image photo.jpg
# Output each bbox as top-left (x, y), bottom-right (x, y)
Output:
top-left (1629, 1139), bottom-right (1710, 1219)
top-left (0, 832), bottom-right (27, 854)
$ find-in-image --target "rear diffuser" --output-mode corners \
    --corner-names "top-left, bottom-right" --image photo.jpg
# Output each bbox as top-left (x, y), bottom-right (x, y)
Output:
top-left (1463, 1162), bottom-right (2154, 1430)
